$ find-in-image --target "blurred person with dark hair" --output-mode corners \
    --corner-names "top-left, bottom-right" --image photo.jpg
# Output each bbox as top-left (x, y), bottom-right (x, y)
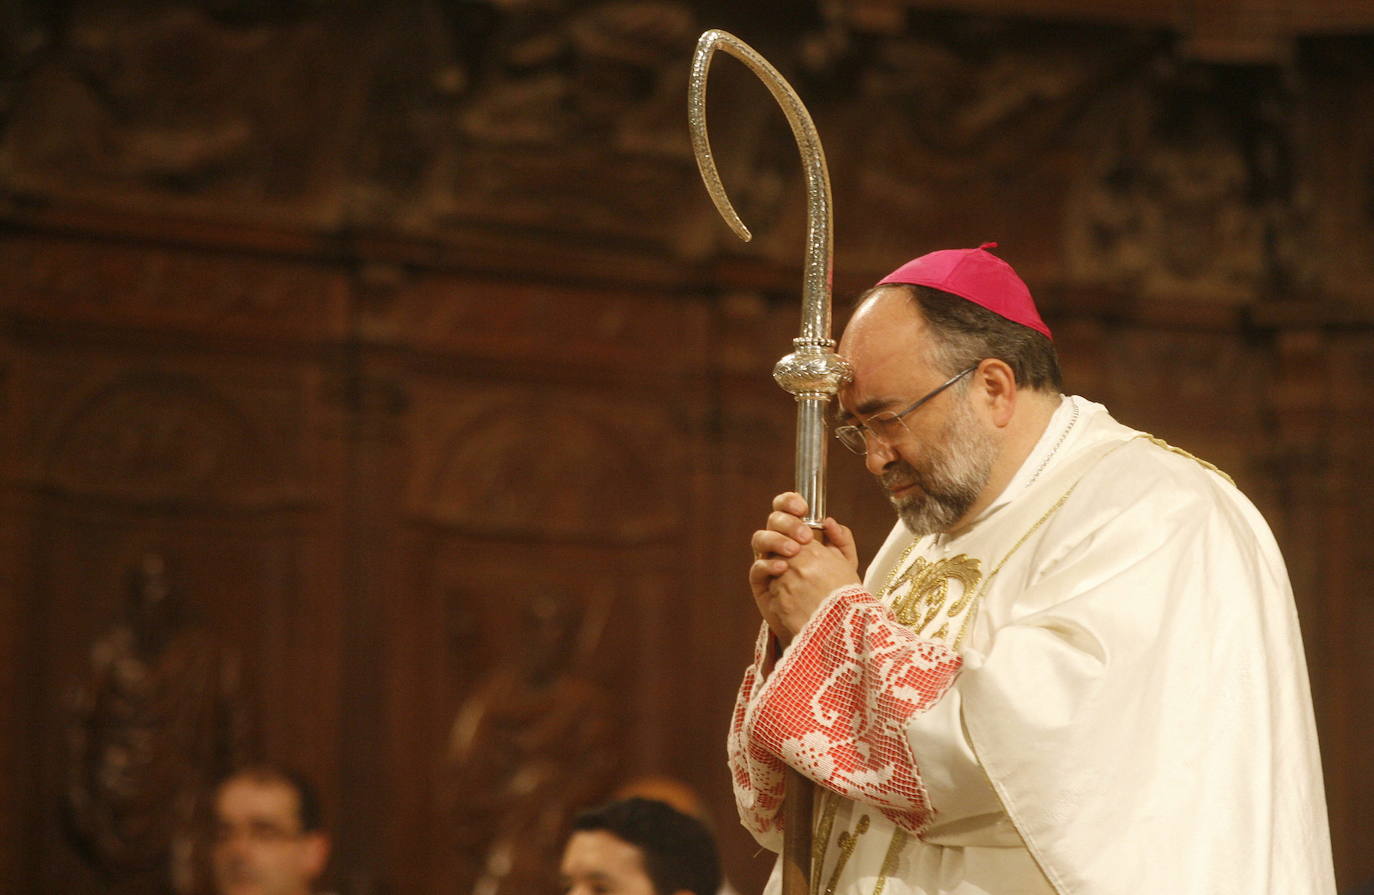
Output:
top-left (612, 776), bottom-right (741, 895)
top-left (211, 765), bottom-right (330, 895)
top-left (560, 797), bottom-right (721, 895)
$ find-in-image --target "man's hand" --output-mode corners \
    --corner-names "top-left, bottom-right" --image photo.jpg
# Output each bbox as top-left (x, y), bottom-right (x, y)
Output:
top-left (749, 492), bottom-right (861, 642)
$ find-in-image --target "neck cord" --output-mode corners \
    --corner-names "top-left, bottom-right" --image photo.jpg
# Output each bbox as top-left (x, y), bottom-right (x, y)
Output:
top-left (1025, 400), bottom-right (1080, 488)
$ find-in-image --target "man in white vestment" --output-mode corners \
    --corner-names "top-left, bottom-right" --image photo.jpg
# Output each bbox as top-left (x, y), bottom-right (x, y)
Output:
top-left (730, 244), bottom-right (1336, 894)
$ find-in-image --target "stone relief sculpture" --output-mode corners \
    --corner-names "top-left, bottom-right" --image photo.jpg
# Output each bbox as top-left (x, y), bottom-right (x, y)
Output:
top-left (64, 553), bottom-right (251, 893)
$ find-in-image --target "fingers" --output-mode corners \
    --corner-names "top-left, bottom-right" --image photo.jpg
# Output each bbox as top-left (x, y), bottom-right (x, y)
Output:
top-left (748, 556), bottom-right (788, 590)
top-left (771, 492), bottom-right (809, 516)
top-left (750, 494), bottom-right (862, 640)
top-left (752, 529), bottom-right (801, 559)
top-left (751, 494), bottom-right (816, 562)
top-left (821, 518), bottom-right (859, 565)
top-left (767, 512), bottom-right (814, 549)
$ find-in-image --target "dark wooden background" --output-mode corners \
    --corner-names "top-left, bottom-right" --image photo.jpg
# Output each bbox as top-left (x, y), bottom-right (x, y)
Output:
top-left (2, 1), bottom-right (1371, 893)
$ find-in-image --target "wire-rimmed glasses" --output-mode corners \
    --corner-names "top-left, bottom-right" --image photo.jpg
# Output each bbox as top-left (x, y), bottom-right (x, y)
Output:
top-left (832, 362), bottom-right (981, 455)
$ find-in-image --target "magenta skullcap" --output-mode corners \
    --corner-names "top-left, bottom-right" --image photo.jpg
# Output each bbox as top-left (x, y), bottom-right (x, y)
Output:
top-left (876, 242), bottom-right (1052, 340)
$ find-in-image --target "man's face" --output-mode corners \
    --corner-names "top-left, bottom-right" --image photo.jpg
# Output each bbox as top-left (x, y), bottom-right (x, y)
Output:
top-left (211, 778), bottom-right (328, 895)
top-left (839, 287), bottom-right (998, 536)
top-left (560, 830), bottom-right (658, 895)
top-left (877, 390), bottom-right (997, 536)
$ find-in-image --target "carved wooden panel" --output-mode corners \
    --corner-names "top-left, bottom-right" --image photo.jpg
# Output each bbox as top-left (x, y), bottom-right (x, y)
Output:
top-left (411, 387), bottom-right (680, 540)
top-left (11, 359), bottom-right (307, 501)
top-left (23, 501), bottom-right (331, 894)
top-left (394, 545), bottom-right (652, 895)
top-left (0, 4), bottom-right (364, 224)
top-left (0, 237), bottom-right (349, 344)
top-left (337, 268), bottom-right (717, 893)
top-left (1293, 39), bottom-right (1374, 307)
top-left (1264, 319), bottom-right (1374, 885)
top-left (356, 269), bottom-right (709, 374)
top-left (1064, 71), bottom-right (1287, 301)
top-left (352, 0), bottom-right (701, 246)
top-left (1, 236), bottom-right (348, 894)
top-left (379, 404), bottom-right (711, 894)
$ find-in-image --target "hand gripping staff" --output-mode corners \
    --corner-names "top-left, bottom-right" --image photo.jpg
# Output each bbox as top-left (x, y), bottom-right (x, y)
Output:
top-left (688, 29), bottom-right (853, 895)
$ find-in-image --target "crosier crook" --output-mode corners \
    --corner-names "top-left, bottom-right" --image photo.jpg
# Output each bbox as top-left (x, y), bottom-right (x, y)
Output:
top-left (688, 29), bottom-right (853, 895)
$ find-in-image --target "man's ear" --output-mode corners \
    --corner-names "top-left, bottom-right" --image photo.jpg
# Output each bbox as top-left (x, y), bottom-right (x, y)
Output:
top-left (301, 832), bottom-right (330, 880)
top-left (975, 358), bottom-right (1017, 428)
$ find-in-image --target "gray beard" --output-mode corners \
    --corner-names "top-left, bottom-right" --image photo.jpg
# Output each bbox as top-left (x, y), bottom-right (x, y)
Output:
top-left (880, 398), bottom-right (997, 537)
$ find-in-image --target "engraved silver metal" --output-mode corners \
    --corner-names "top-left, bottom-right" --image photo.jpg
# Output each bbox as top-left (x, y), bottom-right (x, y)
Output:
top-left (689, 28), bottom-right (852, 526)
top-left (773, 341), bottom-right (855, 397)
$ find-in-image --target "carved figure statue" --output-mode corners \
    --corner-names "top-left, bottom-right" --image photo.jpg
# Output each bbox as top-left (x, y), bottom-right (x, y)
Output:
top-left (445, 588), bottom-right (618, 895)
top-left (64, 553), bottom-right (250, 893)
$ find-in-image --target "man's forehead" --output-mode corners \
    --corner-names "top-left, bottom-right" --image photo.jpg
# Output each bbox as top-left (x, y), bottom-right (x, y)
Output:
top-left (562, 829), bottom-right (648, 872)
top-left (216, 777), bottom-right (300, 819)
top-left (840, 284), bottom-right (924, 340)
top-left (841, 289), bottom-right (934, 365)
top-left (837, 287), bottom-right (940, 401)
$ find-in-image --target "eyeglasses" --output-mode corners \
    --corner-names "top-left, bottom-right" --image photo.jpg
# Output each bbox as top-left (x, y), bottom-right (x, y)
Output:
top-left (212, 821), bottom-right (305, 845)
top-left (832, 362), bottom-right (981, 455)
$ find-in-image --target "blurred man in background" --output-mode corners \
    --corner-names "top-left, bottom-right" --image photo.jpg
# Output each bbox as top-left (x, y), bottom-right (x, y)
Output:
top-left (211, 765), bottom-right (330, 895)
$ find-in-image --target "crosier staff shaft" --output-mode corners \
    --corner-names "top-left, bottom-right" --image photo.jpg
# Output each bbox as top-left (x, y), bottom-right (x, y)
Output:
top-left (688, 29), bottom-right (853, 895)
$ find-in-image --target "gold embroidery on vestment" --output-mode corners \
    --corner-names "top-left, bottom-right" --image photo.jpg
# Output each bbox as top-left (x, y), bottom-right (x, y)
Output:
top-left (878, 539), bottom-right (923, 599)
top-left (823, 814), bottom-right (870, 895)
top-left (870, 829), bottom-right (909, 895)
top-left (1140, 434), bottom-right (1235, 486)
top-left (886, 553), bottom-right (983, 640)
top-left (810, 791), bottom-right (841, 894)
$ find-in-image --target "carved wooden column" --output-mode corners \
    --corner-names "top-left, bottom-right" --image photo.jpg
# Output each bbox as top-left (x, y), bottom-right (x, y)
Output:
top-left (0, 311), bottom-right (21, 889)
top-left (1252, 302), bottom-right (1361, 882)
top-left (1321, 322), bottom-right (1374, 887)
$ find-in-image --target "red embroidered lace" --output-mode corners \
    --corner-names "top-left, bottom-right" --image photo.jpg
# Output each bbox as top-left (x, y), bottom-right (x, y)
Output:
top-left (729, 586), bottom-right (963, 838)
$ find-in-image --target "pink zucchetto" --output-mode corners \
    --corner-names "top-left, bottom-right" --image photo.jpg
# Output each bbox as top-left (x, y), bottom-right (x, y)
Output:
top-left (876, 242), bottom-right (1052, 340)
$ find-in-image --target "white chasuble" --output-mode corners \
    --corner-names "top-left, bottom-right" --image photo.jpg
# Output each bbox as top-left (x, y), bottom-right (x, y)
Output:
top-left (728, 396), bottom-right (1335, 895)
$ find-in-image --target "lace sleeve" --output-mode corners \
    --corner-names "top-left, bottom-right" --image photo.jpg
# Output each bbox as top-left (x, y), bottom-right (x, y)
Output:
top-left (748, 586), bottom-right (963, 833)
top-left (727, 622), bottom-right (788, 850)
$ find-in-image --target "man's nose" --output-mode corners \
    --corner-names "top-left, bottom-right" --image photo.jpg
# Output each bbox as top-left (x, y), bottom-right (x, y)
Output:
top-left (215, 829), bottom-right (254, 854)
top-left (864, 436), bottom-right (897, 475)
